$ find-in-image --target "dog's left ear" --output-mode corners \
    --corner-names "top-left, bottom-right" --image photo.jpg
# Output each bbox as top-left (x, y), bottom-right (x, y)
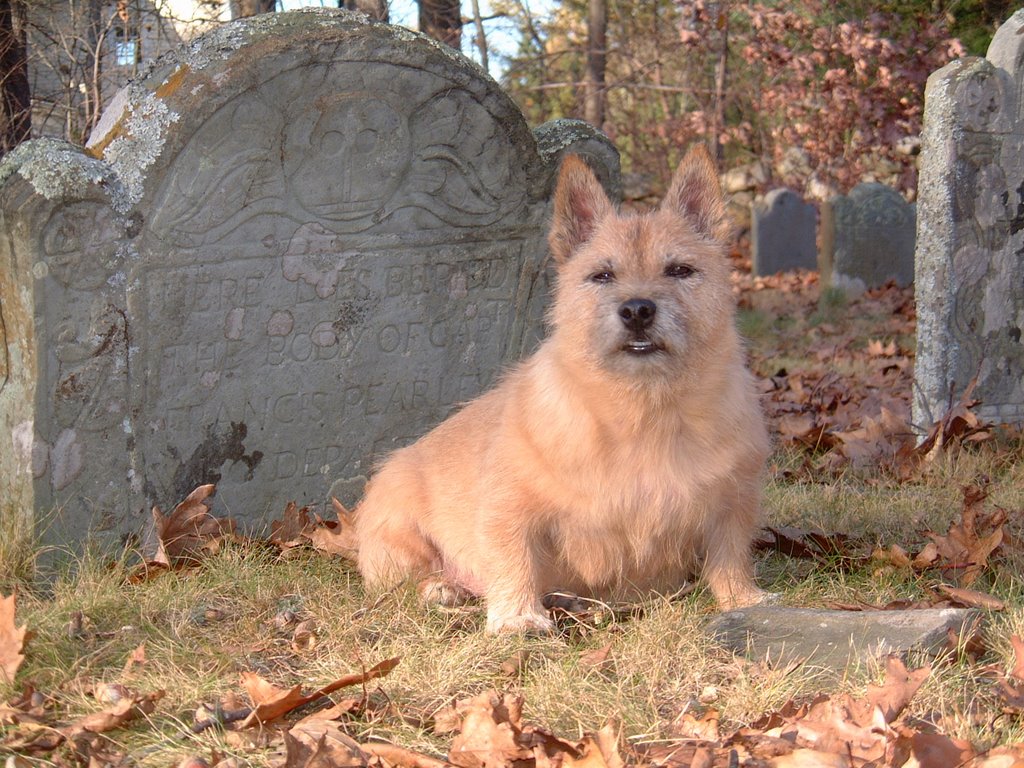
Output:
top-left (548, 155), bottom-right (613, 263)
top-left (662, 144), bottom-right (730, 241)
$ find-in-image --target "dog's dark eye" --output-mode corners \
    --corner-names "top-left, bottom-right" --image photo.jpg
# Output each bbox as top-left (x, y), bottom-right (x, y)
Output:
top-left (590, 270), bottom-right (615, 284)
top-left (665, 263), bottom-right (697, 279)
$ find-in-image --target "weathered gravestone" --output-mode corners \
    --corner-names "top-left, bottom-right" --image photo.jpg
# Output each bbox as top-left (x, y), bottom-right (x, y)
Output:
top-left (751, 188), bottom-right (817, 276)
top-left (820, 183), bottom-right (916, 294)
top-left (0, 9), bottom-right (619, 547)
top-left (915, 9), bottom-right (1024, 427)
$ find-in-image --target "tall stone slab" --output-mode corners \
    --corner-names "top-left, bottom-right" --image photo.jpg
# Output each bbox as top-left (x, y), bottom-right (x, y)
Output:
top-left (820, 183), bottom-right (915, 294)
top-left (751, 188), bottom-right (817, 276)
top-left (915, 9), bottom-right (1024, 427)
top-left (0, 9), bottom-right (619, 548)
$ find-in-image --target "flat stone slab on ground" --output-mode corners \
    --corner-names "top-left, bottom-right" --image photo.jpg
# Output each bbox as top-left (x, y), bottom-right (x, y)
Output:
top-left (707, 607), bottom-right (980, 669)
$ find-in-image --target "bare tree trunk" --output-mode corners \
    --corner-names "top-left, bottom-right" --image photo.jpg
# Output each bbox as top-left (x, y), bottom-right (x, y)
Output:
top-left (419, 0), bottom-right (461, 50)
top-left (342, 0), bottom-right (389, 22)
top-left (469, 0), bottom-right (488, 72)
top-left (231, 0), bottom-right (276, 19)
top-left (0, 0), bottom-right (30, 157)
top-left (584, 0), bottom-right (606, 128)
top-left (711, 4), bottom-right (729, 167)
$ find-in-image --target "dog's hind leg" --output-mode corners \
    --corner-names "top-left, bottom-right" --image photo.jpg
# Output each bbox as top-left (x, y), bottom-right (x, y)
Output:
top-left (354, 463), bottom-right (440, 591)
top-left (356, 515), bottom-right (438, 590)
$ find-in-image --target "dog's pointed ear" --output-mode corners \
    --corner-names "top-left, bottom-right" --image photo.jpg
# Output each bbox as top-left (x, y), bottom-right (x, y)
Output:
top-left (662, 144), bottom-right (730, 241)
top-left (548, 155), bottom-right (613, 263)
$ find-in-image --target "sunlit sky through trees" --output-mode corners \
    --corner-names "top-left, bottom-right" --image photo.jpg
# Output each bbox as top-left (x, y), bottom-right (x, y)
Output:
top-left (278, 0), bottom-right (541, 76)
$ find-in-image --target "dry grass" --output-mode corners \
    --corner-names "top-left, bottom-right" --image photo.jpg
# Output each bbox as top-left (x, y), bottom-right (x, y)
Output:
top-left (3, 282), bottom-right (1024, 764)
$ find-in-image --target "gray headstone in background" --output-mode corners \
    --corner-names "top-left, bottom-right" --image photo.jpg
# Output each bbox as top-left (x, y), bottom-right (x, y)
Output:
top-left (915, 9), bottom-right (1024, 428)
top-left (0, 9), bottom-right (619, 548)
top-left (708, 606), bottom-right (980, 670)
top-left (751, 188), bottom-right (818, 276)
top-left (819, 182), bottom-right (915, 294)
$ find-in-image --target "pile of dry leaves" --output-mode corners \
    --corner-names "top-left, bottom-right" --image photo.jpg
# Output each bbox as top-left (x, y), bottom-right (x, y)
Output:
top-left (2, 477), bottom-right (1024, 766)
top-left (732, 272), bottom-right (996, 478)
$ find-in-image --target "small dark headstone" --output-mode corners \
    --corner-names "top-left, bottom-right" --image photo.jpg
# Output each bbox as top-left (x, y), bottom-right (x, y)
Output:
top-left (820, 183), bottom-right (915, 294)
top-left (751, 189), bottom-right (817, 276)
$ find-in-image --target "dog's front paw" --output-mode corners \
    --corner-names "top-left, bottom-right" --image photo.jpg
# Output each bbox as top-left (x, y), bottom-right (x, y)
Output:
top-left (418, 576), bottom-right (472, 608)
top-left (485, 609), bottom-right (554, 635)
top-left (718, 587), bottom-right (776, 611)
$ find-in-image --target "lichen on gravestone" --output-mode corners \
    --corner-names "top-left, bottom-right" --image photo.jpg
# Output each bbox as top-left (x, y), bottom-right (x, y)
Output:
top-left (0, 139), bottom-right (125, 210)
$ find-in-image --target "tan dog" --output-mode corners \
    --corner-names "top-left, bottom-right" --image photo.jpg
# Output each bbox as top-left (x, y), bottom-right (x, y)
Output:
top-left (355, 145), bottom-right (770, 633)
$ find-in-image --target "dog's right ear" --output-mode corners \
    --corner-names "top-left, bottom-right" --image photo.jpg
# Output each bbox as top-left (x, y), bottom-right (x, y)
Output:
top-left (548, 155), bottom-right (613, 263)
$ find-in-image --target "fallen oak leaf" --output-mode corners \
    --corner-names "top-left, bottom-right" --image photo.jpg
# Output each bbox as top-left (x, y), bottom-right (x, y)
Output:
top-left (579, 644), bottom-right (613, 671)
top-left (269, 501), bottom-right (315, 551)
top-left (290, 619), bottom-right (318, 654)
top-left (499, 650), bottom-right (529, 677)
top-left (362, 741), bottom-right (455, 768)
top-left (933, 584), bottom-right (1006, 611)
top-left (671, 708), bottom-right (719, 741)
top-left (891, 725), bottom-right (975, 768)
top-left (304, 498), bottom-right (358, 560)
top-left (122, 643), bottom-right (147, 675)
top-left (151, 484), bottom-right (237, 566)
top-left (871, 544), bottom-right (912, 569)
top-left (284, 721), bottom-right (367, 768)
top-left (865, 339), bottom-right (897, 357)
top-left (922, 482), bottom-right (1006, 587)
top-left (238, 674), bottom-right (305, 727)
top-left (780, 694), bottom-right (889, 764)
top-left (993, 674), bottom-right (1024, 714)
top-left (1, 722), bottom-right (67, 752)
top-left (448, 691), bottom-right (532, 768)
top-left (62, 689), bottom-right (165, 738)
top-left (241, 657), bottom-right (400, 727)
top-left (914, 377), bottom-right (992, 463)
top-left (866, 655), bottom-right (930, 724)
top-left (564, 725), bottom-right (624, 768)
top-left (0, 593), bottom-right (29, 683)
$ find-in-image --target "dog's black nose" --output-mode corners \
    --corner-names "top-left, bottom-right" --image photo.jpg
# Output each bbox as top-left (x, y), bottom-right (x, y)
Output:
top-left (618, 298), bottom-right (657, 331)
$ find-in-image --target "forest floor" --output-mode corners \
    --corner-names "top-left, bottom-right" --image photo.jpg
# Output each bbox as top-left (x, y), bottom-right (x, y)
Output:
top-left (2, 267), bottom-right (1024, 767)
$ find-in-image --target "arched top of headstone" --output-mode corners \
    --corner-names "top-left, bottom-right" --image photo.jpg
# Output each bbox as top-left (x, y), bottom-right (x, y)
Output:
top-left (759, 187), bottom-right (803, 212)
top-left (987, 8), bottom-right (1024, 77)
top-left (830, 182), bottom-right (913, 228)
top-left (534, 119), bottom-right (622, 202)
top-left (81, 8), bottom-right (595, 248)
